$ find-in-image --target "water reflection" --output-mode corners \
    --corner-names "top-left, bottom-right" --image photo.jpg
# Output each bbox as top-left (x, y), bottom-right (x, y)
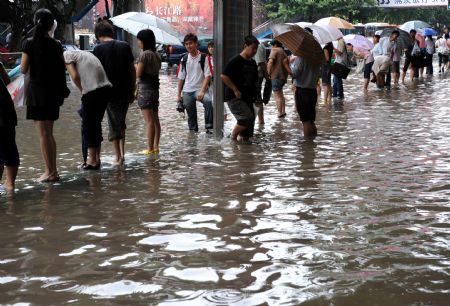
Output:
top-left (0, 67), bottom-right (449, 305)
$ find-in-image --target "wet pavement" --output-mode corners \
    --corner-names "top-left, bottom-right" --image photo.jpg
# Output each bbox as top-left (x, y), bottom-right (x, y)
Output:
top-left (1, 63), bottom-right (450, 305)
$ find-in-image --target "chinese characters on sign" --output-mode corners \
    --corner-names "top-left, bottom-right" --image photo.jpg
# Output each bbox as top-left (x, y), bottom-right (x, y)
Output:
top-left (145, 0), bottom-right (213, 36)
top-left (377, 0), bottom-right (447, 7)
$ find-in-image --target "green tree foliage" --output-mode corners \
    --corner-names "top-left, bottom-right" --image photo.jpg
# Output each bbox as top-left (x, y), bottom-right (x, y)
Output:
top-left (264, 0), bottom-right (377, 23)
top-left (263, 0), bottom-right (450, 28)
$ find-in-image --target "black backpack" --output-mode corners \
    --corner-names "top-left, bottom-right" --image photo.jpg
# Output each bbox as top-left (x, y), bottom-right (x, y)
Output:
top-left (180, 52), bottom-right (207, 76)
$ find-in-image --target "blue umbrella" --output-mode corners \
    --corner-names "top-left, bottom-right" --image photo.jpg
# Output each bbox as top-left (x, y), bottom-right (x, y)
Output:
top-left (423, 28), bottom-right (437, 36)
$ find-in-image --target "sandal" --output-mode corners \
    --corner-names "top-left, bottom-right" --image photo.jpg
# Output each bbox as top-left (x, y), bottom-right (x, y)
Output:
top-left (82, 164), bottom-right (100, 170)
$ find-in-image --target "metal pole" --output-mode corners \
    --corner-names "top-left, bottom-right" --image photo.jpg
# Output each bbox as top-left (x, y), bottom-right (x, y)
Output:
top-left (213, 0), bottom-right (225, 138)
top-left (213, 0), bottom-right (252, 138)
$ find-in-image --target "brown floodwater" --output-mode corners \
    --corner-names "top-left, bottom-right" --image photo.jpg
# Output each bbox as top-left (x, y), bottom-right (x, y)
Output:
top-left (1, 64), bottom-right (449, 305)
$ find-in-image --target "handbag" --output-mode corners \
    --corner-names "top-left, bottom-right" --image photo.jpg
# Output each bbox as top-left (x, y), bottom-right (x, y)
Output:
top-left (331, 62), bottom-right (351, 79)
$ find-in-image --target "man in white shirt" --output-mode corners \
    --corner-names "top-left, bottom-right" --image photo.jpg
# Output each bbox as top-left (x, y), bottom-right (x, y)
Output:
top-left (425, 35), bottom-right (435, 75)
top-left (177, 33), bottom-right (213, 133)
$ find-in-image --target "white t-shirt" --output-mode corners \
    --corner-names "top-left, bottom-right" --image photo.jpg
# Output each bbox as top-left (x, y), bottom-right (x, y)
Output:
top-left (334, 39), bottom-right (347, 64)
top-left (64, 50), bottom-right (112, 95)
top-left (425, 38), bottom-right (435, 55)
top-left (436, 38), bottom-right (449, 54)
top-left (177, 52), bottom-right (211, 93)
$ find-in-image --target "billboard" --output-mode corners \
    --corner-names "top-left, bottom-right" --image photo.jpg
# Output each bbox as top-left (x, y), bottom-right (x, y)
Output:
top-left (377, 0), bottom-right (447, 8)
top-left (144, 0), bottom-right (213, 36)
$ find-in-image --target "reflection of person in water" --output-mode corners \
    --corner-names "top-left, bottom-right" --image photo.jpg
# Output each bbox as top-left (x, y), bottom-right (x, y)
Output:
top-left (298, 141), bottom-right (320, 206)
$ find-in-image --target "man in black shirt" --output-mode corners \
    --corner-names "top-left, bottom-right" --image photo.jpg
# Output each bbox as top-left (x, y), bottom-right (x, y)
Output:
top-left (221, 35), bottom-right (259, 141)
top-left (93, 22), bottom-right (136, 165)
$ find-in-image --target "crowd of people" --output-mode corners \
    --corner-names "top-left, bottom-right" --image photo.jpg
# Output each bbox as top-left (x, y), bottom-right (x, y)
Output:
top-left (0, 8), bottom-right (449, 192)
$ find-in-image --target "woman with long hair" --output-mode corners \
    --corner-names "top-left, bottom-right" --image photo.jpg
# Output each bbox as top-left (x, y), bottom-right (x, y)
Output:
top-left (135, 29), bottom-right (161, 155)
top-left (20, 9), bottom-right (69, 182)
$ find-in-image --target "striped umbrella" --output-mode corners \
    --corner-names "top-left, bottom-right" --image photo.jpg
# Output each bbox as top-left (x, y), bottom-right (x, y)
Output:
top-left (272, 23), bottom-right (325, 65)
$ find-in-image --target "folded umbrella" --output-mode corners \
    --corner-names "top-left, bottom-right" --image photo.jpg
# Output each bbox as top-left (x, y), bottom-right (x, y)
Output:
top-left (315, 17), bottom-right (354, 30)
top-left (272, 23), bottom-right (325, 65)
top-left (110, 12), bottom-right (182, 45)
top-left (343, 34), bottom-right (374, 50)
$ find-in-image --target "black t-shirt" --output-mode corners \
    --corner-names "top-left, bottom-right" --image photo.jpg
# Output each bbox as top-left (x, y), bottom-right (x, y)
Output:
top-left (93, 40), bottom-right (135, 99)
top-left (22, 37), bottom-right (68, 104)
top-left (222, 55), bottom-right (258, 102)
top-left (0, 68), bottom-right (17, 127)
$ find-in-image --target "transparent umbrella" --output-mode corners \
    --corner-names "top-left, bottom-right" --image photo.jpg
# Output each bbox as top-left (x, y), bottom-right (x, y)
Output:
top-left (110, 12), bottom-right (182, 45)
top-left (399, 20), bottom-right (431, 32)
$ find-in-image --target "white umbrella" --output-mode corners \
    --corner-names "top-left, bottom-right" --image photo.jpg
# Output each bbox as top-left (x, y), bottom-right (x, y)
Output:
top-left (399, 20), bottom-right (431, 32)
top-left (316, 24), bottom-right (343, 41)
top-left (343, 34), bottom-right (374, 50)
top-left (294, 22), bottom-right (334, 45)
top-left (110, 12), bottom-right (182, 45)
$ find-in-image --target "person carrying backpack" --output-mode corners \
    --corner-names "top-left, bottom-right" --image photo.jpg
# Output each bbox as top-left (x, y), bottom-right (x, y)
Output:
top-left (176, 33), bottom-right (213, 133)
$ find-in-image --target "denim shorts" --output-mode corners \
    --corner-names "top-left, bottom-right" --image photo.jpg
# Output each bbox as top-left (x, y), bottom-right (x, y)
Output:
top-left (271, 79), bottom-right (286, 92)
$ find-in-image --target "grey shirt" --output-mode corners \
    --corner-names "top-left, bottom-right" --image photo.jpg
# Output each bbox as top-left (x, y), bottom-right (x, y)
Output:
top-left (291, 56), bottom-right (321, 89)
top-left (64, 50), bottom-right (112, 95)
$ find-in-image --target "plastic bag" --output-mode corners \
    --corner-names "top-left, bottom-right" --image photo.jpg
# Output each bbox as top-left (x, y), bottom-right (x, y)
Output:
top-left (7, 74), bottom-right (26, 107)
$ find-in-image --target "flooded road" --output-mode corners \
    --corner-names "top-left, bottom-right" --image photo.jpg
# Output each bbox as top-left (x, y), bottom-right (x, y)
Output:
top-left (1, 65), bottom-right (450, 305)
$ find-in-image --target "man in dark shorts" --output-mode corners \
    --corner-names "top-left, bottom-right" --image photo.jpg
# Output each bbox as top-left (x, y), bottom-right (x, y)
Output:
top-left (93, 21), bottom-right (136, 165)
top-left (221, 35), bottom-right (259, 141)
top-left (291, 56), bottom-right (321, 138)
top-left (0, 62), bottom-right (19, 191)
top-left (402, 30), bottom-right (417, 83)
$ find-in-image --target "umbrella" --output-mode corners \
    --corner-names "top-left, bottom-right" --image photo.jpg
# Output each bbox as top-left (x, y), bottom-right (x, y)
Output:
top-left (317, 24), bottom-right (344, 41)
top-left (272, 23), bottom-right (325, 65)
top-left (399, 20), bottom-right (431, 32)
top-left (315, 17), bottom-right (354, 29)
top-left (293, 22), bottom-right (334, 45)
top-left (343, 34), bottom-right (374, 50)
top-left (418, 28), bottom-right (437, 36)
top-left (380, 28), bottom-right (413, 50)
top-left (110, 12), bottom-right (182, 45)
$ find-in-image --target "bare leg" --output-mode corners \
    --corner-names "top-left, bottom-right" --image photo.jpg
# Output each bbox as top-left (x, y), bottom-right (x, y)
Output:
top-left (257, 104), bottom-right (264, 124)
top-left (273, 90), bottom-right (285, 117)
top-left (363, 79), bottom-right (369, 91)
top-left (316, 84), bottom-right (321, 103)
top-left (153, 110), bottom-right (161, 152)
top-left (302, 121), bottom-right (316, 138)
top-left (3, 165), bottom-right (18, 191)
top-left (394, 72), bottom-right (400, 85)
top-left (112, 139), bottom-right (123, 165)
top-left (34, 121), bottom-right (57, 180)
top-left (141, 109), bottom-right (155, 152)
top-left (231, 124), bottom-right (247, 140)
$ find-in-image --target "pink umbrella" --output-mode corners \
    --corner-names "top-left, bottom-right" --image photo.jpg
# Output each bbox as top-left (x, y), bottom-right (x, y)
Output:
top-left (415, 33), bottom-right (426, 48)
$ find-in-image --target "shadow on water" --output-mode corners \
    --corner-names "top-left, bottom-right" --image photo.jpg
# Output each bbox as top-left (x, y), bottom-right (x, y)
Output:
top-left (1, 66), bottom-right (450, 305)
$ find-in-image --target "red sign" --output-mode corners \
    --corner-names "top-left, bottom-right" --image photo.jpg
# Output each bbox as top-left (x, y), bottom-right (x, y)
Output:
top-left (144, 0), bottom-right (213, 36)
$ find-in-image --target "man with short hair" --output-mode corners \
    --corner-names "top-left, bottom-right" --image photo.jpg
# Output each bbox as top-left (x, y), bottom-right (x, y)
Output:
top-left (177, 33), bottom-right (213, 133)
top-left (221, 35), bottom-right (259, 141)
top-left (402, 29), bottom-right (417, 83)
top-left (93, 21), bottom-right (136, 165)
top-left (384, 30), bottom-right (401, 88)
